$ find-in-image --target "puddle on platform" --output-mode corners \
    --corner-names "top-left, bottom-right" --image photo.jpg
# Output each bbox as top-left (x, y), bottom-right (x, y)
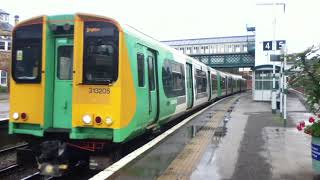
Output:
top-left (191, 98), bottom-right (248, 180)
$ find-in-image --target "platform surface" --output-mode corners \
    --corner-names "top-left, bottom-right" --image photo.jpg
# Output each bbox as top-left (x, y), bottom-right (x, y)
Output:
top-left (102, 92), bottom-right (315, 180)
top-left (191, 92), bottom-right (313, 180)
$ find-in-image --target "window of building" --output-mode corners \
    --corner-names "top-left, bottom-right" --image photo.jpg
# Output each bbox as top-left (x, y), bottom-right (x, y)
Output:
top-left (179, 47), bottom-right (184, 53)
top-left (193, 46), bottom-right (199, 54)
top-left (83, 21), bottom-right (119, 84)
top-left (162, 60), bottom-right (185, 97)
top-left (228, 44), bottom-right (233, 52)
top-left (200, 46), bottom-right (204, 54)
top-left (204, 46), bottom-right (209, 54)
top-left (213, 46), bottom-right (217, 53)
top-left (235, 44), bottom-right (240, 52)
top-left (243, 44), bottom-right (248, 52)
top-left (0, 70), bottom-right (7, 86)
top-left (186, 47), bottom-right (191, 54)
top-left (196, 69), bottom-right (207, 93)
top-left (7, 42), bottom-right (11, 51)
top-left (137, 53), bottom-right (145, 87)
top-left (0, 41), bottom-right (5, 50)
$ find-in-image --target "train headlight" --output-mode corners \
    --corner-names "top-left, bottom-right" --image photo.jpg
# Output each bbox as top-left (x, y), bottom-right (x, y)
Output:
top-left (106, 117), bottom-right (113, 126)
top-left (82, 114), bottom-right (92, 124)
top-left (13, 112), bottom-right (19, 120)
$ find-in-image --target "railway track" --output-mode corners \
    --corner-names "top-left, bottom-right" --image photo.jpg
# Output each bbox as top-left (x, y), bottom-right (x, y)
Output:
top-left (0, 164), bottom-right (20, 176)
top-left (0, 143), bottom-right (28, 154)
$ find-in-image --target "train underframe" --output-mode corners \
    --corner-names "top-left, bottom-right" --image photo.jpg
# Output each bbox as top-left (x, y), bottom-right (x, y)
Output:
top-left (16, 132), bottom-right (123, 177)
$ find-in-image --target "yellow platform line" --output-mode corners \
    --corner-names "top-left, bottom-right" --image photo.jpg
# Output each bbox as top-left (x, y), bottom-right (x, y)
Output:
top-left (158, 96), bottom-right (239, 180)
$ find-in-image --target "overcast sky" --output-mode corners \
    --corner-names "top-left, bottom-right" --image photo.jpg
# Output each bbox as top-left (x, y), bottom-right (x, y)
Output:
top-left (2, 0), bottom-right (319, 53)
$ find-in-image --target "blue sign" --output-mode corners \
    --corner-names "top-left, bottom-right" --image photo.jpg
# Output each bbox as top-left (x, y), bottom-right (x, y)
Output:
top-left (312, 143), bottom-right (320, 161)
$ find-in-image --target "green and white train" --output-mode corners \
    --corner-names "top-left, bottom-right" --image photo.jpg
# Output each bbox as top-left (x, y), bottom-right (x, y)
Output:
top-left (9, 13), bottom-right (246, 176)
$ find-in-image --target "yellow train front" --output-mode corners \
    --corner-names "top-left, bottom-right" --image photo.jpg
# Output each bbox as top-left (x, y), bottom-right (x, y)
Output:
top-left (10, 14), bottom-right (141, 176)
top-left (9, 13), bottom-right (246, 176)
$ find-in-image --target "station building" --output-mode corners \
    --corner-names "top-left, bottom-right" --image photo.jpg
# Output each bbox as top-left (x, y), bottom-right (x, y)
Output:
top-left (0, 9), bottom-right (17, 87)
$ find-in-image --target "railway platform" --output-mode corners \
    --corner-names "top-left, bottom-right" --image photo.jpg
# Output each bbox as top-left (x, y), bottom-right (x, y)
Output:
top-left (0, 93), bottom-right (9, 120)
top-left (91, 91), bottom-right (314, 180)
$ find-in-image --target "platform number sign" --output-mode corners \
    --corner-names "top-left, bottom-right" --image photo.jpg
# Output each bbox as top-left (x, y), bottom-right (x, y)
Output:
top-left (276, 40), bottom-right (286, 50)
top-left (263, 41), bottom-right (272, 51)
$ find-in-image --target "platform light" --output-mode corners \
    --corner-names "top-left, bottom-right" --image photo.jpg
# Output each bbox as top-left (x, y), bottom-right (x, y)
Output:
top-left (12, 112), bottom-right (19, 120)
top-left (106, 117), bottom-right (113, 126)
top-left (82, 114), bottom-right (92, 124)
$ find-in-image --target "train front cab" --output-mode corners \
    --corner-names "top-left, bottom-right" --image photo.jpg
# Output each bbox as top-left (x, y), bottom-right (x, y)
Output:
top-left (9, 14), bottom-right (139, 143)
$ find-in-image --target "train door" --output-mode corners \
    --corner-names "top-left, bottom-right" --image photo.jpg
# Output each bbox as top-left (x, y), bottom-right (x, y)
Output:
top-left (146, 49), bottom-right (159, 123)
top-left (52, 37), bottom-right (73, 128)
top-left (186, 63), bottom-right (193, 109)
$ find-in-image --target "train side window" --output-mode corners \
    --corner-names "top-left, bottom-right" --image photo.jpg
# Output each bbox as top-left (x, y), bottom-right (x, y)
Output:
top-left (137, 53), bottom-right (145, 87)
top-left (162, 60), bottom-right (185, 97)
top-left (196, 69), bottom-right (207, 93)
top-left (211, 74), bottom-right (217, 92)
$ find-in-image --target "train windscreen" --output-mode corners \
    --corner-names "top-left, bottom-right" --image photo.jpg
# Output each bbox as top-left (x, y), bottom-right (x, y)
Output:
top-left (12, 24), bottom-right (43, 83)
top-left (83, 21), bottom-right (119, 84)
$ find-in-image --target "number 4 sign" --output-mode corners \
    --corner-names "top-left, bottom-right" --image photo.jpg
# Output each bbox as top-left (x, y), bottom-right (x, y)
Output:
top-left (263, 41), bottom-right (272, 51)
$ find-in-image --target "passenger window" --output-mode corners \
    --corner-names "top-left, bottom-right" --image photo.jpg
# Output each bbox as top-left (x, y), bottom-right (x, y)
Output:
top-left (162, 60), bottom-right (185, 97)
top-left (148, 56), bottom-right (155, 90)
top-left (196, 69), bottom-right (207, 93)
top-left (137, 53), bottom-right (145, 87)
top-left (57, 46), bottom-right (73, 80)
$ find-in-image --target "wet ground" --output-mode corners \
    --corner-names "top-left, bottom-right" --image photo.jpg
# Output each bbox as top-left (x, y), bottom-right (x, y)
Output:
top-left (105, 95), bottom-right (240, 180)
top-left (100, 92), bottom-right (317, 180)
top-left (192, 91), bottom-right (314, 180)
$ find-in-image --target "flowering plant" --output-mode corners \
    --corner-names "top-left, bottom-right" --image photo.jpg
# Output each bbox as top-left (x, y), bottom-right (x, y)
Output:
top-left (297, 115), bottom-right (320, 137)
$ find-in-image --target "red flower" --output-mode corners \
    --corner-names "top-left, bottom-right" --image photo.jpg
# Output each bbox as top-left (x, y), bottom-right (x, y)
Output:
top-left (300, 121), bottom-right (305, 127)
top-left (297, 124), bottom-right (302, 131)
top-left (318, 114), bottom-right (320, 118)
top-left (309, 117), bottom-right (315, 123)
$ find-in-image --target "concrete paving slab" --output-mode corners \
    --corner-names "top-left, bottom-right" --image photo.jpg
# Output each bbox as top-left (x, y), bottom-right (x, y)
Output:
top-left (192, 92), bottom-right (315, 180)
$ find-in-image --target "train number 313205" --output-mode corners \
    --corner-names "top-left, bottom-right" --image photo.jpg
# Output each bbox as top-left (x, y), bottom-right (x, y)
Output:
top-left (89, 88), bottom-right (110, 94)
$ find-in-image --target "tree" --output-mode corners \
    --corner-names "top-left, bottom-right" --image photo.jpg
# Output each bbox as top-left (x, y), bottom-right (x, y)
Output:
top-left (289, 45), bottom-right (320, 113)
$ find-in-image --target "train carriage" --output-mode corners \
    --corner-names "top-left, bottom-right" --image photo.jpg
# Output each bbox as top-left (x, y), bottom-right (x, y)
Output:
top-left (9, 13), bottom-right (246, 176)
